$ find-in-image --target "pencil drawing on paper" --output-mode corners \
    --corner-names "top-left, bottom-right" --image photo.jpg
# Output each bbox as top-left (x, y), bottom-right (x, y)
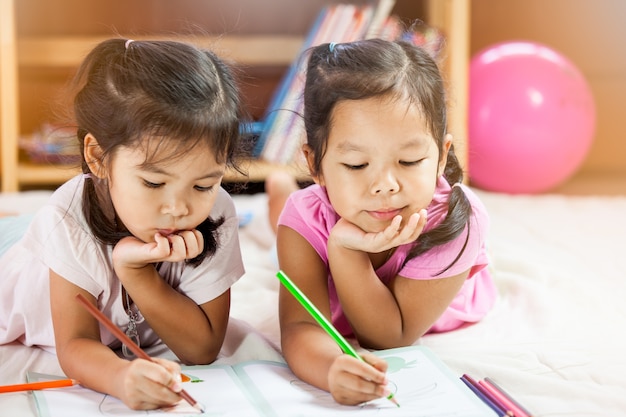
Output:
top-left (384, 355), bottom-right (418, 373)
top-left (97, 391), bottom-right (204, 415)
top-left (94, 372), bottom-right (207, 415)
top-left (287, 354), bottom-right (438, 410)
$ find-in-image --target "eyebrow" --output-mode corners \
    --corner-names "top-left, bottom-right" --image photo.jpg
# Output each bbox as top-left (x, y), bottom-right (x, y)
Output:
top-left (335, 141), bottom-right (364, 153)
top-left (336, 135), bottom-right (431, 153)
top-left (139, 164), bottom-right (225, 180)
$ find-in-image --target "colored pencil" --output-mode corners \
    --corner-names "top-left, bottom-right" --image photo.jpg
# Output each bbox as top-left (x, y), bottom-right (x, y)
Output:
top-left (276, 270), bottom-right (400, 407)
top-left (484, 377), bottom-right (534, 417)
top-left (75, 293), bottom-right (205, 414)
top-left (464, 374), bottom-right (514, 416)
top-left (460, 375), bottom-right (509, 417)
top-left (0, 378), bottom-right (78, 394)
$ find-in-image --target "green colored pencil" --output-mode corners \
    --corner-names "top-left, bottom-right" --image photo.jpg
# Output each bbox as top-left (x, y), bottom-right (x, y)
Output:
top-left (276, 270), bottom-right (400, 407)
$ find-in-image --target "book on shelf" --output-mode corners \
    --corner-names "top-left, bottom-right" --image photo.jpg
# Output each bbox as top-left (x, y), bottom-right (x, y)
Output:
top-left (253, 2), bottom-right (381, 165)
top-left (253, 0), bottom-right (444, 166)
top-left (29, 345), bottom-right (497, 416)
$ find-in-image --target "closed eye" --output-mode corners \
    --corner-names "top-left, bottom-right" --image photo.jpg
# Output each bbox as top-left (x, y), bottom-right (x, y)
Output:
top-left (343, 163), bottom-right (368, 170)
top-left (194, 185), bottom-right (215, 192)
top-left (143, 180), bottom-right (164, 188)
top-left (400, 159), bottom-right (424, 167)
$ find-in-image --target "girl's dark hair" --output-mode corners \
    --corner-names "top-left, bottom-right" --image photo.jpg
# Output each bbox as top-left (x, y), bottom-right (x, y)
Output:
top-left (303, 38), bottom-right (471, 269)
top-left (72, 38), bottom-right (245, 266)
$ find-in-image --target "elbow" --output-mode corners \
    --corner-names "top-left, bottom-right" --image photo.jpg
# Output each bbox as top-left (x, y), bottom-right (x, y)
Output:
top-left (361, 335), bottom-right (421, 350)
top-left (357, 327), bottom-right (428, 350)
top-left (177, 346), bottom-right (220, 366)
top-left (175, 334), bottom-right (223, 365)
top-left (359, 337), bottom-right (415, 351)
top-left (175, 317), bottom-right (229, 365)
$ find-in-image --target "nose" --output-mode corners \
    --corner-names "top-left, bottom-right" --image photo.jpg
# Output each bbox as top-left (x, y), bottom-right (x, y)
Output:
top-left (371, 170), bottom-right (400, 195)
top-left (161, 194), bottom-right (190, 217)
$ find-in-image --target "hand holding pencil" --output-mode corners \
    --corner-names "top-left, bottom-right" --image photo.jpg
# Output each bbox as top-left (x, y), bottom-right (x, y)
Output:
top-left (276, 270), bottom-right (399, 407)
top-left (74, 294), bottom-right (205, 413)
top-left (327, 349), bottom-right (396, 405)
top-left (0, 296), bottom-right (202, 413)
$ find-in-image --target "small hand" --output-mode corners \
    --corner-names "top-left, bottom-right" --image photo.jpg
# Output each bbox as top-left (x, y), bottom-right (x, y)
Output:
top-left (118, 357), bottom-right (183, 410)
top-left (113, 230), bottom-right (204, 270)
top-left (331, 209), bottom-right (427, 254)
top-left (327, 352), bottom-right (390, 406)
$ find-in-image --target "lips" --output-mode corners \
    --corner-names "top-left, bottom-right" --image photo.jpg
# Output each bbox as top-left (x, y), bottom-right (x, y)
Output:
top-left (368, 208), bottom-right (402, 221)
top-left (157, 229), bottom-right (178, 236)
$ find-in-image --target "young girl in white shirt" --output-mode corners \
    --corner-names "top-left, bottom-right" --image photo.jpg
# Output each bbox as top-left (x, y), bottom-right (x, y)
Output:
top-left (0, 38), bottom-right (246, 410)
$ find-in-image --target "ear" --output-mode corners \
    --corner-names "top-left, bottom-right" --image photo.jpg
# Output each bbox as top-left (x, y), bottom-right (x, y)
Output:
top-left (302, 144), bottom-right (324, 186)
top-left (437, 133), bottom-right (453, 177)
top-left (83, 133), bottom-right (107, 179)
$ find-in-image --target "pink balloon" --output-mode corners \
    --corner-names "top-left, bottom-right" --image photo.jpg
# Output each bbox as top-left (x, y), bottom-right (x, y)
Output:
top-left (469, 41), bottom-right (596, 194)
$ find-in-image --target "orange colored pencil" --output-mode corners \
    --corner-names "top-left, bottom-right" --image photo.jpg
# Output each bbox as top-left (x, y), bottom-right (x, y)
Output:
top-left (75, 293), bottom-right (205, 414)
top-left (0, 379), bottom-right (78, 394)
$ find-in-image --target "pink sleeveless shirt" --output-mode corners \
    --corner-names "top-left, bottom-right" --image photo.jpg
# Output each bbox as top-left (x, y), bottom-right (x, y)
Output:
top-left (278, 177), bottom-right (497, 337)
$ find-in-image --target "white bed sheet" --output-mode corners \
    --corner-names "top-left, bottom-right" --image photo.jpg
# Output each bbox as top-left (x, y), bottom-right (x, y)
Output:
top-left (1, 189), bottom-right (625, 417)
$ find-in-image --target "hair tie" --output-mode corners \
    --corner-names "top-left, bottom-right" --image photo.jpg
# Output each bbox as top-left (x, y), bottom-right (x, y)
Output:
top-left (83, 173), bottom-right (93, 180)
top-left (451, 182), bottom-right (462, 189)
top-left (328, 42), bottom-right (336, 52)
top-left (125, 39), bottom-right (134, 50)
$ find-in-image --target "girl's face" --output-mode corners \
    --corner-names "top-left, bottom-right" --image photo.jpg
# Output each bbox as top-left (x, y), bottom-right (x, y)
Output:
top-left (309, 96), bottom-right (451, 234)
top-left (106, 138), bottom-right (225, 243)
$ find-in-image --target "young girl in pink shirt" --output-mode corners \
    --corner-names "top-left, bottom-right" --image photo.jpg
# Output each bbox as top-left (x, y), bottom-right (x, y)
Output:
top-left (274, 39), bottom-right (497, 406)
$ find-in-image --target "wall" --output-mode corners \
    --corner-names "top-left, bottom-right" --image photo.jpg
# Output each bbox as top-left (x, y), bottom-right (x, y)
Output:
top-left (470, 0), bottom-right (626, 177)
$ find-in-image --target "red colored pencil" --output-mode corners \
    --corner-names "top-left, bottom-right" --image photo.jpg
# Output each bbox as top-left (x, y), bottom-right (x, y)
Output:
top-left (75, 293), bottom-right (205, 414)
top-left (0, 379), bottom-right (78, 394)
top-left (483, 378), bottom-right (534, 417)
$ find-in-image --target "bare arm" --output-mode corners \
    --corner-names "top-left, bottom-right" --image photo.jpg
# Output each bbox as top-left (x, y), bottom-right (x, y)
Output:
top-left (49, 272), bottom-right (183, 410)
top-left (277, 226), bottom-right (389, 405)
top-left (116, 265), bottom-right (230, 364)
top-left (328, 240), bottom-right (468, 348)
top-left (112, 231), bottom-right (230, 365)
top-left (326, 213), bottom-right (468, 348)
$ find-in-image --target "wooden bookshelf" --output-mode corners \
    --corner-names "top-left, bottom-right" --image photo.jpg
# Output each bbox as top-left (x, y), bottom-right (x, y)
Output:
top-left (1, 0), bottom-right (469, 192)
top-left (17, 35), bottom-right (303, 68)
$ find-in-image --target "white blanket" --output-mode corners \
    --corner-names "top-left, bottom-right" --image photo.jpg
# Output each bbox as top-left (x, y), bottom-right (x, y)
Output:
top-left (1, 189), bottom-right (625, 416)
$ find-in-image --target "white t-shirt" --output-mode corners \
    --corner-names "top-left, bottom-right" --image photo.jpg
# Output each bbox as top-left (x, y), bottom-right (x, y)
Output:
top-left (0, 175), bottom-right (244, 352)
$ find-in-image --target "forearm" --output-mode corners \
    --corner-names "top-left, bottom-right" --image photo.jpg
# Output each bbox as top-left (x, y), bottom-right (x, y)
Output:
top-left (119, 266), bottom-right (225, 364)
top-left (281, 321), bottom-right (344, 392)
top-left (57, 336), bottom-right (129, 399)
top-left (328, 244), bottom-right (410, 348)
